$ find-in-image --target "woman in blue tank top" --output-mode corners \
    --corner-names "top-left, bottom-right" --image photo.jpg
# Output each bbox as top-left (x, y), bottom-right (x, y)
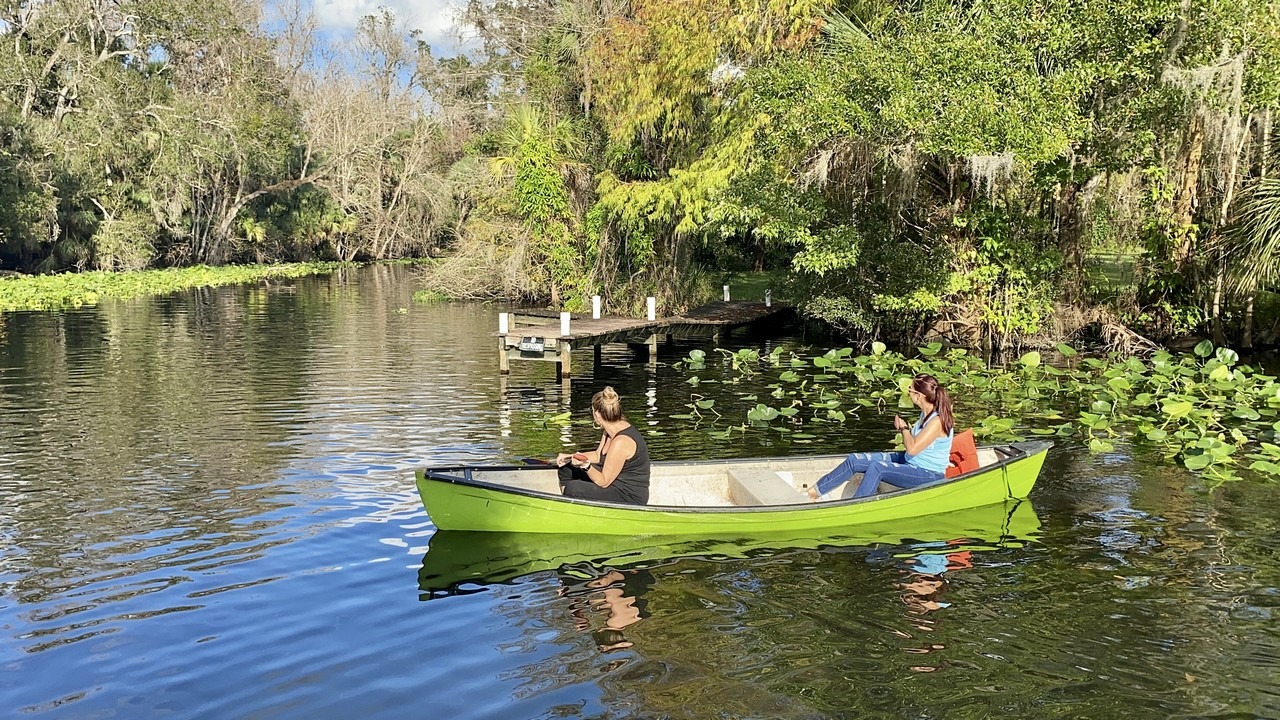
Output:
top-left (808, 374), bottom-right (955, 500)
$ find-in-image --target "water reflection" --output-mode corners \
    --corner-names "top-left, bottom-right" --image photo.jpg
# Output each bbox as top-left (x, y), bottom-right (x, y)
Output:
top-left (559, 566), bottom-right (656, 653)
top-left (418, 500), bottom-right (1043, 598)
top-left (869, 540), bottom-right (985, 671)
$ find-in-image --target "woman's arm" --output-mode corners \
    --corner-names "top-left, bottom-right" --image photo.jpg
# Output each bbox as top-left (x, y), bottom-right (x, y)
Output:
top-left (587, 432), bottom-right (606, 463)
top-left (902, 417), bottom-right (944, 456)
top-left (583, 434), bottom-right (636, 488)
top-left (555, 433), bottom-right (608, 466)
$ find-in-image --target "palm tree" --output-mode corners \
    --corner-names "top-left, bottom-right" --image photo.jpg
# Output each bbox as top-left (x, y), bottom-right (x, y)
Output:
top-left (488, 104), bottom-right (587, 305)
top-left (1221, 177), bottom-right (1280, 347)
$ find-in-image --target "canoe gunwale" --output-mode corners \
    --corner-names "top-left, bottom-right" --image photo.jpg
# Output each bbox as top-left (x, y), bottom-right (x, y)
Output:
top-left (417, 441), bottom-right (1052, 514)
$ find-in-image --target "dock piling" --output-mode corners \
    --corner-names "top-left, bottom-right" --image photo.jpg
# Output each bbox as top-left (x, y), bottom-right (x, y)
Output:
top-left (559, 312), bottom-right (572, 378)
top-left (498, 312), bottom-right (510, 373)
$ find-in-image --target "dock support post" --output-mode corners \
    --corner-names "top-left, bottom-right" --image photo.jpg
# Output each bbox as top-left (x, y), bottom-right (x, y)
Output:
top-left (559, 312), bottom-right (572, 379)
top-left (594, 344), bottom-right (602, 368)
top-left (558, 344), bottom-right (572, 379)
top-left (498, 312), bottom-right (510, 374)
top-left (646, 298), bottom-right (658, 365)
top-left (592, 296), bottom-right (601, 319)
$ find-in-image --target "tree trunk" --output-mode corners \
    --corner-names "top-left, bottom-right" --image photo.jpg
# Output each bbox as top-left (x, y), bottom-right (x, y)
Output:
top-left (1056, 181), bottom-right (1085, 302)
top-left (1173, 112), bottom-right (1205, 272)
top-left (1211, 260), bottom-right (1226, 345)
top-left (1243, 288), bottom-right (1255, 349)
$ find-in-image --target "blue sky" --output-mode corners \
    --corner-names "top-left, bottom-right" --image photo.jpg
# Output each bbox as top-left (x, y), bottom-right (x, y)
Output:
top-left (310, 0), bottom-right (466, 55)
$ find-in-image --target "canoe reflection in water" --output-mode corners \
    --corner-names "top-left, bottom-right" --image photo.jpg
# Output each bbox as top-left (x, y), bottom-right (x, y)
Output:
top-left (418, 499), bottom-right (1041, 598)
top-left (558, 566), bottom-right (656, 652)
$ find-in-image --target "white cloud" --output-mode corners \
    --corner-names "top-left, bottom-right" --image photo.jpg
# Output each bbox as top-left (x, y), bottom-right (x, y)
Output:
top-left (311, 0), bottom-right (464, 54)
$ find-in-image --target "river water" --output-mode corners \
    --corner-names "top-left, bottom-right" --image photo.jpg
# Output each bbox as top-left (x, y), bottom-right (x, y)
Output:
top-left (1, 265), bottom-right (1277, 719)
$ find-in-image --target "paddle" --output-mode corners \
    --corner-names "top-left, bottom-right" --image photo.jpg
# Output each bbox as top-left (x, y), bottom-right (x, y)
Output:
top-left (521, 453), bottom-right (590, 467)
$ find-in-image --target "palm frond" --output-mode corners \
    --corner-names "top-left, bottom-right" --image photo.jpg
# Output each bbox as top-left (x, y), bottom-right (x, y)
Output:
top-left (1223, 176), bottom-right (1280, 292)
top-left (821, 10), bottom-right (870, 51)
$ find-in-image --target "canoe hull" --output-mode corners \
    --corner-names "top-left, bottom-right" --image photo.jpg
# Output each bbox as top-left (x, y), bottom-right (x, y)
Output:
top-left (416, 441), bottom-right (1051, 534)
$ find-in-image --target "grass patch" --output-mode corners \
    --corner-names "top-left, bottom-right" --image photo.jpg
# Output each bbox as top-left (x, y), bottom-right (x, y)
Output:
top-left (412, 289), bottom-right (450, 303)
top-left (1085, 250), bottom-right (1139, 301)
top-left (718, 269), bottom-right (791, 304)
top-left (0, 262), bottom-right (347, 312)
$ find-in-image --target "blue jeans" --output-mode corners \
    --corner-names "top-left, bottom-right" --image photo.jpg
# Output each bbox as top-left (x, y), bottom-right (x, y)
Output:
top-left (814, 451), bottom-right (945, 499)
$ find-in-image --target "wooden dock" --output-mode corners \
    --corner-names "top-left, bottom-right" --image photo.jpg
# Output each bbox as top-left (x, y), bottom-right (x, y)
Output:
top-left (497, 299), bottom-right (792, 378)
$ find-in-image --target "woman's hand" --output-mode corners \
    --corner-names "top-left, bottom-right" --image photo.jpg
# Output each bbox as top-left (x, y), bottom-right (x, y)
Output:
top-left (555, 453), bottom-right (573, 467)
top-left (893, 415), bottom-right (908, 431)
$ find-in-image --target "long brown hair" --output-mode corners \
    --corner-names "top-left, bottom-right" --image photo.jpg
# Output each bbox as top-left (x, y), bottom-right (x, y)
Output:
top-left (911, 374), bottom-right (954, 434)
top-left (591, 386), bottom-right (626, 423)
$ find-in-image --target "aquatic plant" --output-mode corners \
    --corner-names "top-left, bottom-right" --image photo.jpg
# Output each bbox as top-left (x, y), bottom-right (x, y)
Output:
top-left (0, 263), bottom-right (345, 312)
top-left (673, 340), bottom-right (1280, 486)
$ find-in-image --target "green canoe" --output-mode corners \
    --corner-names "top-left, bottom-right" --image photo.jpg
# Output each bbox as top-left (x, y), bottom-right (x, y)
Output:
top-left (415, 441), bottom-right (1051, 534)
top-left (419, 498), bottom-right (1042, 594)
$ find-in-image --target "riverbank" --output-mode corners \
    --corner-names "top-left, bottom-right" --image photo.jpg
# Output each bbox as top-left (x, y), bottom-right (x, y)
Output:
top-left (0, 262), bottom-right (348, 312)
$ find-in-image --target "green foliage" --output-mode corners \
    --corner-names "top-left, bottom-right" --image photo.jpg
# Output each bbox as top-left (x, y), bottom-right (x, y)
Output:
top-left (412, 289), bottom-right (449, 303)
top-left (791, 225), bottom-right (862, 277)
top-left (489, 105), bottom-right (593, 308)
top-left (0, 263), bottom-right (344, 312)
top-left (948, 205), bottom-right (1060, 338)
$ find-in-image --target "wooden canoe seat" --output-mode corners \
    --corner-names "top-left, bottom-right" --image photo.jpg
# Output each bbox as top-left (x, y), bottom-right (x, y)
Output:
top-left (728, 467), bottom-right (807, 506)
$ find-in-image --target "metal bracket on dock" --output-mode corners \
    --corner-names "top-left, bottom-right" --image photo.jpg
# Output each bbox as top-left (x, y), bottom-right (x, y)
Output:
top-left (499, 334), bottom-right (573, 378)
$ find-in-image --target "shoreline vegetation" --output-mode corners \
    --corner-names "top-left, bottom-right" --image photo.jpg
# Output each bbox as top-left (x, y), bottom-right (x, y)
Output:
top-left (2, 2), bottom-right (1279, 350)
top-left (0, 263), bottom-right (346, 312)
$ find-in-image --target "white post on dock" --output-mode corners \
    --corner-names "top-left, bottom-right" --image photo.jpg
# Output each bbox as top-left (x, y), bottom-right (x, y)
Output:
top-left (592, 296), bottom-right (601, 319)
top-left (723, 285), bottom-right (731, 301)
top-left (646, 296), bottom-right (656, 321)
top-left (498, 312), bottom-right (510, 374)
top-left (560, 311), bottom-right (571, 337)
top-left (765, 289), bottom-right (772, 307)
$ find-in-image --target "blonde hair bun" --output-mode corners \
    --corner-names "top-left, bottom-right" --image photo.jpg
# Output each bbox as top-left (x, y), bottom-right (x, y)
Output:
top-left (592, 386), bottom-right (625, 423)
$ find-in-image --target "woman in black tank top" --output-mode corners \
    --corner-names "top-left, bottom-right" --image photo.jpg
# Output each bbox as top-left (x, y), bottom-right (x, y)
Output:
top-left (554, 387), bottom-right (651, 505)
